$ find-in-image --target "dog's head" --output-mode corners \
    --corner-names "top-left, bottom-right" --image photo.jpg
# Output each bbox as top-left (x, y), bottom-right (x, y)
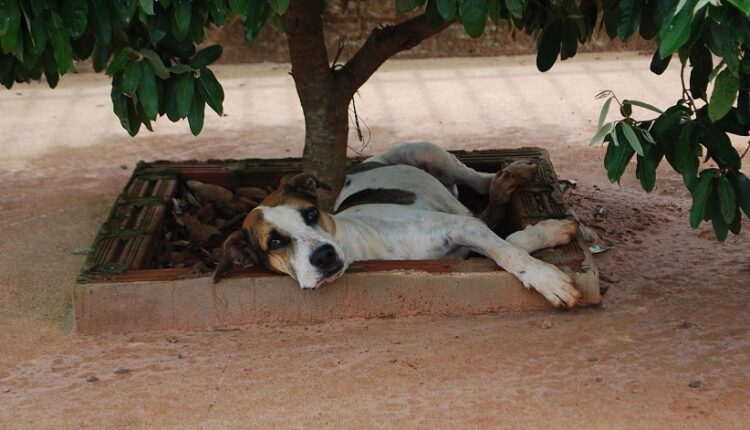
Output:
top-left (213, 173), bottom-right (346, 289)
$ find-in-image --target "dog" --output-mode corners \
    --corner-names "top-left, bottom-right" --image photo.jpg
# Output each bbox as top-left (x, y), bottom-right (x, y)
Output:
top-left (214, 142), bottom-right (581, 308)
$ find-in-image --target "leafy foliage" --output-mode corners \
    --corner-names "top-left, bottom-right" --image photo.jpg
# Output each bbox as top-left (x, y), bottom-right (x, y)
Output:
top-left (1, 0), bottom-right (749, 240)
top-left (0, 0), bottom-right (272, 135)
top-left (587, 1), bottom-right (750, 241)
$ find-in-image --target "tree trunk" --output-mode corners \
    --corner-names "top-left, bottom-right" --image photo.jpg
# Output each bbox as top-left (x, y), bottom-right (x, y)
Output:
top-left (284, 1), bottom-right (451, 210)
top-left (284, 0), bottom-right (347, 210)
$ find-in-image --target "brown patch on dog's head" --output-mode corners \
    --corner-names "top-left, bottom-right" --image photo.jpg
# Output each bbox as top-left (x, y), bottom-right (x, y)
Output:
top-left (259, 173), bottom-right (332, 208)
top-left (213, 174), bottom-right (339, 283)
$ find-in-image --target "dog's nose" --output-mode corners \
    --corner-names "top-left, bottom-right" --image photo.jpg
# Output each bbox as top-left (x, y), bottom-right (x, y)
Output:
top-left (309, 244), bottom-right (338, 271)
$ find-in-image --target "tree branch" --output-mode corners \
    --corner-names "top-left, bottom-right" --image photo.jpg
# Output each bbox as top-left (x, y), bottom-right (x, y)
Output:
top-left (284, 0), bottom-right (335, 108)
top-left (342, 15), bottom-right (452, 95)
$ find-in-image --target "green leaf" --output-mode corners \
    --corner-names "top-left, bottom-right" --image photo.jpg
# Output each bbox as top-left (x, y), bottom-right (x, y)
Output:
top-left (621, 122), bottom-right (645, 156)
top-left (210, 0), bottom-right (228, 25)
top-left (690, 173), bottom-right (713, 228)
top-left (708, 69), bottom-right (739, 122)
top-left (729, 208), bottom-right (742, 235)
top-left (426, 0), bottom-right (446, 26)
top-left (731, 171), bottom-right (750, 218)
top-left (90, 0), bottom-right (112, 46)
top-left (598, 97), bottom-right (613, 130)
top-left (141, 48), bottom-right (169, 79)
top-left (47, 12), bottom-right (73, 74)
top-left (0, 0), bottom-right (20, 53)
top-left (623, 99), bottom-right (664, 114)
top-left (708, 22), bottom-right (739, 72)
top-left (229, 0), bottom-right (249, 20)
top-left (711, 208), bottom-right (729, 241)
top-left (164, 76), bottom-right (180, 121)
top-left (617, 0), bottom-right (642, 41)
top-left (560, 20), bottom-right (578, 61)
top-left (674, 122), bottom-right (699, 190)
top-left (61, 0), bottom-right (88, 39)
top-left (436, 0), bottom-right (457, 20)
top-left (191, 45), bottom-right (223, 68)
top-left (717, 175), bottom-right (736, 224)
top-left (604, 124), bottom-right (636, 183)
top-left (139, 0), bottom-right (154, 15)
top-left (28, 11), bottom-right (49, 57)
top-left (112, 0), bottom-right (137, 26)
top-left (43, 47), bottom-right (60, 88)
top-left (244, 1), bottom-right (270, 43)
top-left (459, 0), bottom-right (487, 38)
top-left (486, 0), bottom-right (499, 23)
top-left (658, 0), bottom-right (694, 58)
top-left (121, 61), bottom-right (142, 95)
top-left (505, 0), bottom-right (523, 19)
top-left (636, 143), bottom-right (659, 192)
top-left (198, 67), bottom-right (224, 115)
top-left (173, 0), bottom-right (192, 40)
top-left (138, 61), bottom-right (159, 120)
top-left (396, 0), bottom-right (425, 12)
top-left (188, 88), bottom-right (205, 136)
top-left (727, 0), bottom-right (750, 15)
top-left (689, 44), bottom-right (712, 100)
top-left (590, 122), bottom-right (615, 146)
top-left (106, 48), bottom-right (135, 76)
top-left (176, 72), bottom-right (194, 118)
top-left (699, 119), bottom-right (741, 169)
top-left (650, 49), bottom-right (671, 75)
top-left (536, 21), bottom-right (562, 72)
top-left (146, 10), bottom-right (169, 43)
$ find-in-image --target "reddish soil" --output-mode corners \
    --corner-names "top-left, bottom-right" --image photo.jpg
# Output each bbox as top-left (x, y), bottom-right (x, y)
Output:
top-left (0, 53), bottom-right (748, 428)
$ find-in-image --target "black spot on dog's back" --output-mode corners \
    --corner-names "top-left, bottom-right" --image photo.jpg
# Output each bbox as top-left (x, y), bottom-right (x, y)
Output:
top-left (346, 162), bottom-right (390, 175)
top-left (336, 188), bottom-right (417, 213)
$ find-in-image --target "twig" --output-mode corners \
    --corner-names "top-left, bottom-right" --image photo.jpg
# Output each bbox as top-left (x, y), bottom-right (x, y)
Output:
top-left (680, 62), bottom-right (698, 115)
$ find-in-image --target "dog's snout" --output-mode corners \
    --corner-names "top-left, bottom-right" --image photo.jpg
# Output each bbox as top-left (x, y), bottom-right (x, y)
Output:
top-left (309, 244), bottom-right (338, 271)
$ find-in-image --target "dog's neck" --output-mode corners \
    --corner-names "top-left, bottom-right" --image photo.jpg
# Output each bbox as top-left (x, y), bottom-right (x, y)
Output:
top-left (328, 213), bottom-right (391, 263)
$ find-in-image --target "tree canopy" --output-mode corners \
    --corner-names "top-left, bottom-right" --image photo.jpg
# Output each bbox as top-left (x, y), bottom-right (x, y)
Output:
top-left (1, 0), bottom-right (749, 240)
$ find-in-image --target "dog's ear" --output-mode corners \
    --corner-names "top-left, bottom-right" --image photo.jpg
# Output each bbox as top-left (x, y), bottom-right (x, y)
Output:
top-left (213, 230), bottom-right (259, 283)
top-left (281, 173), bottom-right (332, 201)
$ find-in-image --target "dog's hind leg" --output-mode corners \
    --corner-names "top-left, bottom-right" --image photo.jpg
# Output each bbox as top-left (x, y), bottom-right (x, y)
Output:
top-left (505, 219), bottom-right (578, 253)
top-left (479, 160), bottom-right (539, 229)
top-left (446, 218), bottom-right (581, 308)
top-left (366, 142), bottom-right (495, 193)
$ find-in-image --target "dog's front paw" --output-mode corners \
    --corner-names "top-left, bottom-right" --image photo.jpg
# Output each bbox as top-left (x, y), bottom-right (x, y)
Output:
top-left (518, 261), bottom-right (581, 308)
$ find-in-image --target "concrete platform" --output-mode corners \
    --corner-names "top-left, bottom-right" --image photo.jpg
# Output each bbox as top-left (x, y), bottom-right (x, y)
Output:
top-left (73, 255), bottom-right (599, 334)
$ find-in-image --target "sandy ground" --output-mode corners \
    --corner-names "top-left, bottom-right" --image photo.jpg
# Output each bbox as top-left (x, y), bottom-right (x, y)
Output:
top-left (0, 52), bottom-right (749, 429)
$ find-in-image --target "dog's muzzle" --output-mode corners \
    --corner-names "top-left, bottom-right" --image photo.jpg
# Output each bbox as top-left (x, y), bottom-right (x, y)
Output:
top-left (309, 244), bottom-right (344, 278)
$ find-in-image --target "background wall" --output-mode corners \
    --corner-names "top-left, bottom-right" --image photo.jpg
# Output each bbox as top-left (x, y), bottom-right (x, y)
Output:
top-left (208, 2), bottom-right (654, 64)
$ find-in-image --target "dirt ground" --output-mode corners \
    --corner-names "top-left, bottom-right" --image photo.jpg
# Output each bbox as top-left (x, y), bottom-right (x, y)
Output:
top-left (1, 52), bottom-right (749, 429)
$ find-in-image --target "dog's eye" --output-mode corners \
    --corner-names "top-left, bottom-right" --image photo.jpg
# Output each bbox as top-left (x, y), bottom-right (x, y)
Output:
top-left (267, 231), bottom-right (289, 251)
top-left (301, 207), bottom-right (319, 225)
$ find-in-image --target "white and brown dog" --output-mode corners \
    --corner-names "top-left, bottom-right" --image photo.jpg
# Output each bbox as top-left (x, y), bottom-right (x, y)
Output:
top-left (215, 142), bottom-right (581, 308)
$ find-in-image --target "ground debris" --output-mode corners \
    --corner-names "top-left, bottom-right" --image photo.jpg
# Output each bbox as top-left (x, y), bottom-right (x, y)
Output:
top-left (541, 319), bottom-right (553, 329)
top-left (688, 380), bottom-right (702, 388)
top-left (86, 376), bottom-right (98, 383)
top-left (114, 367), bottom-right (130, 375)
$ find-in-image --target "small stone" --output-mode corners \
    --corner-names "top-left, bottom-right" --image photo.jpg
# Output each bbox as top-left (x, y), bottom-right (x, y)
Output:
top-left (177, 353), bottom-right (184, 360)
top-left (86, 376), bottom-right (98, 383)
top-left (1, 387), bottom-right (10, 393)
top-left (688, 380), bottom-right (702, 388)
top-left (587, 357), bottom-right (599, 362)
top-left (680, 320), bottom-right (694, 329)
top-left (165, 335), bottom-right (178, 343)
top-left (541, 319), bottom-right (553, 329)
top-left (114, 367), bottom-right (130, 375)
top-left (120, 164), bottom-right (128, 170)
top-left (595, 377), bottom-right (603, 383)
